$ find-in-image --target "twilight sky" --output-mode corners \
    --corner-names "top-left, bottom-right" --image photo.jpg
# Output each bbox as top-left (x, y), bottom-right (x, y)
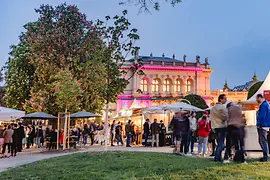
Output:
top-left (1, 0), bottom-right (270, 90)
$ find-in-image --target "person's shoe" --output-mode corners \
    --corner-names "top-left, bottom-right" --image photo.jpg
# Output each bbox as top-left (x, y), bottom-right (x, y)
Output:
top-left (242, 161), bottom-right (248, 164)
top-left (210, 154), bottom-right (215, 157)
top-left (259, 158), bottom-right (268, 162)
top-left (223, 160), bottom-right (230, 164)
top-left (185, 153), bottom-right (192, 157)
top-left (203, 153), bottom-right (207, 158)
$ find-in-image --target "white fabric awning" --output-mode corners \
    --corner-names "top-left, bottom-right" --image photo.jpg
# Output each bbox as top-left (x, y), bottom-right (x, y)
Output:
top-left (242, 71), bottom-right (270, 104)
top-left (0, 107), bottom-right (25, 122)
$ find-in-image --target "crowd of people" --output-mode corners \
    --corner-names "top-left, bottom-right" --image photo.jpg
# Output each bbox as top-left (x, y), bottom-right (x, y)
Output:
top-left (169, 93), bottom-right (270, 164)
top-left (1, 94), bottom-right (269, 163)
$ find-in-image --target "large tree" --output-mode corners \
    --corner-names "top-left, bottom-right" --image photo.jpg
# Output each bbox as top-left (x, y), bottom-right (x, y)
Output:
top-left (3, 4), bottom-right (140, 114)
top-left (119, 0), bottom-right (181, 12)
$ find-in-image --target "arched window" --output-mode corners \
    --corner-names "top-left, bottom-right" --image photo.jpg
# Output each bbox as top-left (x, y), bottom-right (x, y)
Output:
top-left (152, 79), bottom-right (160, 92)
top-left (186, 79), bottom-right (193, 92)
top-left (140, 79), bottom-right (148, 93)
top-left (163, 78), bottom-right (172, 92)
top-left (174, 79), bottom-right (182, 92)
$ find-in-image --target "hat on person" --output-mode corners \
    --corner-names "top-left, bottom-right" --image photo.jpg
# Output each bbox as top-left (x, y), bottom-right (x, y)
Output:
top-left (203, 111), bottom-right (209, 115)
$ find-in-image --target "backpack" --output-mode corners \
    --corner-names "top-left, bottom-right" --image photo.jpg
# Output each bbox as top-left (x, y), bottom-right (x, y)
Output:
top-left (233, 150), bottom-right (245, 162)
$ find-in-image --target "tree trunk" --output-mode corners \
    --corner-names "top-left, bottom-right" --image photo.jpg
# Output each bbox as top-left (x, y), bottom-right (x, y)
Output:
top-left (104, 103), bottom-right (109, 152)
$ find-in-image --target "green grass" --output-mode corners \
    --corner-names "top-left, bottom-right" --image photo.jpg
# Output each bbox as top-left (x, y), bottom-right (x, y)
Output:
top-left (1, 152), bottom-right (270, 180)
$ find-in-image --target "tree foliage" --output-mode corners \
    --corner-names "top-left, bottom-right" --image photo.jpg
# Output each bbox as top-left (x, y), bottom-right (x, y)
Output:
top-left (182, 94), bottom-right (208, 110)
top-left (119, 0), bottom-right (181, 12)
top-left (247, 81), bottom-right (263, 100)
top-left (3, 3), bottom-right (140, 114)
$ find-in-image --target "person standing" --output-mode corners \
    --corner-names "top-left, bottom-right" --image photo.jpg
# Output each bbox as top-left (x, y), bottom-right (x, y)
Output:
top-left (159, 120), bottom-right (166, 147)
top-left (115, 122), bottom-right (123, 146)
top-left (197, 116), bottom-right (210, 157)
top-left (171, 111), bottom-right (190, 155)
top-left (110, 120), bottom-right (116, 146)
top-left (36, 126), bottom-right (44, 148)
top-left (227, 102), bottom-right (246, 163)
top-left (143, 119), bottom-right (150, 147)
top-left (82, 124), bottom-right (89, 145)
top-left (17, 123), bottom-right (25, 152)
top-left (188, 112), bottom-right (197, 154)
top-left (151, 119), bottom-right (159, 147)
top-left (11, 124), bottom-right (19, 156)
top-left (210, 94), bottom-right (228, 162)
top-left (89, 122), bottom-right (96, 146)
top-left (125, 120), bottom-right (132, 147)
top-left (2, 125), bottom-right (13, 154)
top-left (256, 94), bottom-right (270, 162)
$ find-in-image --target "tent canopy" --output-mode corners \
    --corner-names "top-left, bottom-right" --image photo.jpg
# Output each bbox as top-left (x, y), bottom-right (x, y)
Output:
top-left (22, 112), bottom-right (57, 119)
top-left (70, 111), bottom-right (100, 118)
top-left (0, 107), bottom-right (25, 122)
top-left (144, 102), bottom-right (203, 113)
top-left (242, 71), bottom-right (270, 104)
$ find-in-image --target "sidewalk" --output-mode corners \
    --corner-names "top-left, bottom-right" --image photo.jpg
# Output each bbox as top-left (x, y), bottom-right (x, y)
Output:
top-left (0, 145), bottom-right (263, 173)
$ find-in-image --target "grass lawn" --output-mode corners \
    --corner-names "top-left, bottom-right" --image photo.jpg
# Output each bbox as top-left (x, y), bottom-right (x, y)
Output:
top-left (1, 152), bottom-right (270, 180)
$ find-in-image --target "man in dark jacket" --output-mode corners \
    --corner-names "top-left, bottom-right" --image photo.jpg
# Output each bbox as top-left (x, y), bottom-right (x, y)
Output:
top-left (159, 120), bottom-right (166, 147)
top-left (256, 94), bottom-right (270, 162)
top-left (151, 119), bottom-right (159, 147)
top-left (17, 123), bottom-right (25, 152)
top-left (171, 111), bottom-right (190, 154)
top-left (11, 124), bottom-right (19, 156)
top-left (143, 119), bottom-right (150, 146)
top-left (125, 120), bottom-right (132, 147)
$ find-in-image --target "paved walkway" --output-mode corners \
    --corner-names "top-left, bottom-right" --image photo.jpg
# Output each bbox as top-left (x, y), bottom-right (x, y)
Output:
top-left (0, 145), bottom-right (263, 173)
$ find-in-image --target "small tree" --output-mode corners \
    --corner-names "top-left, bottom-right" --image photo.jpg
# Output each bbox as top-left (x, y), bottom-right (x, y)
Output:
top-left (247, 81), bottom-right (264, 99)
top-left (183, 94), bottom-right (208, 110)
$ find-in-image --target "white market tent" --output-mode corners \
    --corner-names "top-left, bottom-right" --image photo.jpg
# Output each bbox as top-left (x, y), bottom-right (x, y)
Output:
top-left (242, 71), bottom-right (270, 104)
top-left (0, 106), bottom-right (25, 122)
top-left (144, 102), bottom-right (203, 113)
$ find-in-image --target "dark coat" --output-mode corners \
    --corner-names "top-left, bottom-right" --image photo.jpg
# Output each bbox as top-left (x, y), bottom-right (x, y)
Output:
top-left (18, 126), bottom-right (25, 139)
top-left (171, 115), bottom-right (190, 136)
top-left (143, 122), bottom-right (150, 134)
top-left (150, 122), bottom-right (159, 135)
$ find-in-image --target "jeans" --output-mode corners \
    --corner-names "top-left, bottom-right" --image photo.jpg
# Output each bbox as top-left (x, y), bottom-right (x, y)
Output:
top-left (198, 136), bottom-right (209, 154)
top-left (126, 134), bottom-right (131, 147)
top-left (180, 132), bottom-right (189, 154)
top-left (11, 142), bottom-right (18, 156)
top-left (214, 128), bottom-right (226, 162)
top-left (187, 130), bottom-right (196, 153)
top-left (116, 134), bottom-right (123, 145)
top-left (37, 137), bottom-right (42, 148)
top-left (258, 127), bottom-right (269, 161)
top-left (144, 133), bottom-right (149, 146)
top-left (231, 126), bottom-right (245, 162)
top-left (224, 127), bottom-right (232, 160)
top-left (152, 134), bottom-right (159, 147)
top-left (83, 135), bottom-right (88, 145)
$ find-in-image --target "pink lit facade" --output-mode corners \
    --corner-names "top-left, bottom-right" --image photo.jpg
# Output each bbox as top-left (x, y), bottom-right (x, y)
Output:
top-left (109, 54), bottom-right (213, 116)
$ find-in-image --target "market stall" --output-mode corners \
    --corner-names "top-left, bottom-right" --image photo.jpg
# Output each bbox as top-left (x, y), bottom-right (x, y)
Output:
top-left (0, 106), bottom-right (25, 125)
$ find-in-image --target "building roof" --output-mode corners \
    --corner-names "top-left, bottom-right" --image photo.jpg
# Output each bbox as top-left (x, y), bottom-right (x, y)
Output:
top-left (137, 56), bottom-right (183, 62)
top-left (231, 81), bottom-right (254, 91)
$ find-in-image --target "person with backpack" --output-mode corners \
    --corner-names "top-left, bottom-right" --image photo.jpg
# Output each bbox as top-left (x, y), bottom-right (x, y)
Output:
top-left (197, 116), bottom-right (210, 157)
top-left (227, 102), bottom-right (246, 163)
top-left (256, 94), bottom-right (270, 162)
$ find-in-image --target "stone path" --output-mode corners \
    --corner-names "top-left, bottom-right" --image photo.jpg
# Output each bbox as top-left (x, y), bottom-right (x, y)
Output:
top-left (0, 145), bottom-right (262, 173)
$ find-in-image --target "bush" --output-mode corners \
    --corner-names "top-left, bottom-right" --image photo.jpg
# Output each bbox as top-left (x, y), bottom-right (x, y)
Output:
top-left (247, 81), bottom-right (263, 99)
top-left (182, 94), bottom-right (208, 110)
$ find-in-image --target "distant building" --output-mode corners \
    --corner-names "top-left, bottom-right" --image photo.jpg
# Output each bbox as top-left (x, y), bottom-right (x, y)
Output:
top-left (210, 73), bottom-right (259, 106)
top-left (108, 53), bottom-right (213, 117)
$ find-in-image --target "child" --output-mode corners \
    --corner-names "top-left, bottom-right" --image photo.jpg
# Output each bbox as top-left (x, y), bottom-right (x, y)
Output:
top-left (197, 116), bottom-right (210, 157)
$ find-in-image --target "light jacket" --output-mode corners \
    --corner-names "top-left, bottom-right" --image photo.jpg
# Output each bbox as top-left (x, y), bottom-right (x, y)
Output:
top-left (3, 129), bottom-right (14, 143)
top-left (228, 105), bottom-right (245, 128)
top-left (257, 100), bottom-right (270, 127)
top-left (210, 103), bottom-right (228, 129)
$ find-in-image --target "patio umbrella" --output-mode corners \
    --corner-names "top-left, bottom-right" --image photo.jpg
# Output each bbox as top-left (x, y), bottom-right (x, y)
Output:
top-left (161, 102), bottom-right (203, 112)
top-left (70, 111), bottom-right (100, 118)
top-left (22, 112), bottom-right (57, 119)
top-left (0, 106), bottom-right (25, 121)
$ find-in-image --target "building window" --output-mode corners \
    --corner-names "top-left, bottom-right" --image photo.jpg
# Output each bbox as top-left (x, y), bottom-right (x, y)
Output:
top-left (163, 78), bottom-right (172, 92)
top-left (140, 79), bottom-right (148, 93)
top-left (152, 79), bottom-right (160, 92)
top-left (174, 79), bottom-right (182, 92)
top-left (186, 79), bottom-right (193, 92)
